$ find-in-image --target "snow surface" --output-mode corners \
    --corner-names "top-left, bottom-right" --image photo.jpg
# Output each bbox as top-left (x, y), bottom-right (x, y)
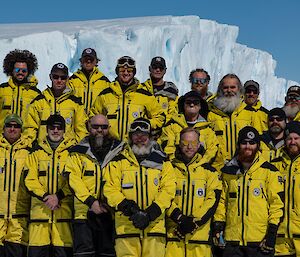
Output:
top-left (0, 15), bottom-right (298, 109)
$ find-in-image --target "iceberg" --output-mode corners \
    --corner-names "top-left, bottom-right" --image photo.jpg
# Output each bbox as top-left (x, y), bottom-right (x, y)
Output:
top-left (0, 15), bottom-right (298, 109)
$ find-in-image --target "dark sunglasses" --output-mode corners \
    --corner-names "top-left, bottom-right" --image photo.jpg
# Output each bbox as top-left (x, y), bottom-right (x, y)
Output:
top-left (49, 125), bottom-right (64, 131)
top-left (287, 95), bottom-right (300, 101)
top-left (117, 57), bottom-right (135, 67)
top-left (90, 124), bottom-right (109, 130)
top-left (245, 88), bottom-right (258, 94)
top-left (240, 140), bottom-right (256, 145)
top-left (192, 78), bottom-right (207, 84)
top-left (14, 68), bottom-right (28, 73)
top-left (185, 99), bottom-right (201, 106)
top-left (5, 123), bottom-right (22, 128)
top-left (269, 116), bottom-right (285, 122)
top-left (52, 74), bottom-right (68, 80)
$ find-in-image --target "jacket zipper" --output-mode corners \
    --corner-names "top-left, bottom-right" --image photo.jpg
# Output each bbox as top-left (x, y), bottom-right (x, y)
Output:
top-left (16, 86), bottom-right (20, 115)
top-left (120, 94), bottom-right (126, 141)
top-left (135, 171), bottom-right (139, 206)
top-left (125, 100), bottom-right (131, 135)
top-left (233, 121), bottom-right (237, 156)
top-left (287, 165), bottom-right (292, 237)
top-left (237, 180), bottom-right (241, 216)
top-left (95, 164), bottom-right (98, 195)
top-left (246, 179), bottom-right (250, 216)
top-left (7, 147), bottom-right (14, 218)
top-left (225, 120), bottom-right (229, 155)
top-left (292, 175), bottom-right (295, 209)
top-left (51, 150), bottom-right (56, 222)
top-left (145, 170), bottom-right (149, 207)
top-left (241, 176), bottom-right (246, 245)
top-left (13, 159), bottom-right (16, 191)
top-left (190, 180), bottom-right (195, 215)
top-left (182, 181), bottom-right (186, 214)
top-left (3, 159), bottom-right (7, 191)
top-left (140, 167), bottom-right (144, 210)
top-left (100, 165), bottom-right (104, 200)
top-left (185, 170), bottom-right (191, 215)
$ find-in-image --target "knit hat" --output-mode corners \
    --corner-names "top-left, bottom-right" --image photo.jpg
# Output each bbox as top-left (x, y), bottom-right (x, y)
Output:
top-left (4, 114), bottom-right (23, 126)
top-left (46, 114), bottom-right (66, 131)
top-left (284, 121), bottom-right (300, 137)
top-left (268, 107), bottom-right (286, 120)
top-left (238, 126), bottom-right (260, 144)
top-left (50, 63), bottom-right (68, 75)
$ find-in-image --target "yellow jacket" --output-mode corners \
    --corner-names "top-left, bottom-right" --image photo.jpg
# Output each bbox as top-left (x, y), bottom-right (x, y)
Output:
top-left (23, 85), bottom-right (88, 144)
top-left (69, 67), bottom-right (110, 114)
top-left (0, 76), bottom-right (40, 134)
top-left (89, 79), bottom-right (166, 141)
top-left (207, 101), bottom-right (254, 162)
top-left (143, 78), bottom-right (179, 123)
top-left (64, 137), bottom-right (126, 220)
top-left (271, 150), bottom-right (300, 239)
top-left (104, 142), bottom-right (176, 238)
top-left (24, 137), bottom-right (76, 222)
top-left (159, 114), bottom-right (220, 166)
top-left (260, 131), bottom-right (284, 162)
top-left (167, 152), bottom-right (222, 243)
top-left (214, 152), bottom-right (284, 246)
top-left (0, 136), bottom-right (30, 219)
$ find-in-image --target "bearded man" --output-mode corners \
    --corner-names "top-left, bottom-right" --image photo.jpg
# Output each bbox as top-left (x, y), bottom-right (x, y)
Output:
top-left (207, 74), bottom-right (257, 163)
top-left (283, 85), bottom-right (300, 122)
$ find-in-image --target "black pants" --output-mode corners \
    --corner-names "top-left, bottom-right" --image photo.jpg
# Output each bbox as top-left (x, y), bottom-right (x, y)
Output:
top-left (28, 245), bottom-right (72, 257)
top-left (73, 212), bottom-right (115, 257)
top-left (223, 245), bottom-right (274, 257)
top-left (3, 241), bottom-right (27, 257)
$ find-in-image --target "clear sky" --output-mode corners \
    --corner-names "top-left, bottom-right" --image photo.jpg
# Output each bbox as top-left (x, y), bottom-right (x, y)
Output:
top-left (1, 0), bottom-right (299, 83)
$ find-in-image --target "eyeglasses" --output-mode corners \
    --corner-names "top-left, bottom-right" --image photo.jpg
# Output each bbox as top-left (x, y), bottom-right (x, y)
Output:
top-left (117, 56), bottom-right (136, 68)
top-left (151, 65), bottom-right (165, 71)
top-left (48, 125), bottom-right (64, 131)
top-left (192, 78), bottom-right (207, 84)
top-left (51, 74), bottom-right (68, 80)
top-left (5, 123), bottom-right (22, 128)
top-left (184, 99), bottom-right (201, 106)
top-left (269, 116), bottom-right (285, 122)
top-left (240, 140), bottom-right (256, 145)
top-left (287, 95), bottom-right (300, 101)
top-left (245, 88), bottom-right (258, 94)
top-left (130, 120), bottom-right (150, 133)
top-left (180, 139), bottom-right (198, 147)
top-left (14, 68), bottom-right (28, 73)
top-left (118, 67), bottom-right (134, 73)
top-left (90, 124), bottom-right (109, 130)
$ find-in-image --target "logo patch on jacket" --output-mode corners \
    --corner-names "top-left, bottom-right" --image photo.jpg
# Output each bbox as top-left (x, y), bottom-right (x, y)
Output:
top-left (162, 102), bottom-right (168, 109)
top-left (253, 188), bottom-right (261, 196)
top-left (197, 188), bottom-right (205, 197)
top-left (65, 117), bottom-right (71, 124)
top-left (132, 112), bottom-right (139, 118)
top-left (0, 167), bottom-right (3, 174)
top-left (154, 178), bottom-right (159, 186)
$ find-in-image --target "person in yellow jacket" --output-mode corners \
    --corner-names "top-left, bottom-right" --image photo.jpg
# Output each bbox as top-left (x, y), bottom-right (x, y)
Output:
top-left (104, 118), bottom-right (176, 257)
top-left (64, 114), bottom-right (126, 257)
top-left (89, 56), bottom-right (166, 142)
top-left (159, 91), bottom-right (221, 168)
top-left (260, 108), bottom-right (286, 162)
top-left (0, 114), bottom-right (30, 257)
top-left (165, 127), bottom-right (222, 257)
top-left (213, 126), bottom-right (284, 257)
top-left (24, 114), bottom-right (75, 257)
top-left (0, 49), bottom-right (41, 134)
top-left (241, 80), bottom-right (269, 134)
top-left (23, 63), bottom-right (88, 145)
top-left (282, 85), bottom-right (300, 122)
top-left (142, 56), bottom-right (178, 127)
top-left (189, 68), bottom-right (214, 101)
top-left (69, 48), bottom-right (110, 114)
top-left (271, 121), bottom-right (300, 256)
top-left (207, 74), bottom-right (256, 163)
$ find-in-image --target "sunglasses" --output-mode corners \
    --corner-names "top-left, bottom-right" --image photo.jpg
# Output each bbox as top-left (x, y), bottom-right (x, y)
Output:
top-left (240, 140), bottom-right (256, 145)
top-left (287, 95), bottom-right (300, 101)
top-left (48, 125), bottom-right (64, 131)
top-left (118, 67), bottom-right (134, 73)
top-left (130, 121), bottom-right (150, 133)
top-left (51, 74), bottom-right (68, 80)
top-left (269, 116), bottom-right (285, 122)
top-left (90, 124), bottom-right (109, 130)
top-left (5, 123), bottom-right (22, 128)
top-left (117, 57), bottom-right (136, 68)
top-left (192, 78), bottom-right (207, 84)
top-left (185, 99), bottom-right (201, 106)
top-left (245, 88), bottom-right (258, 94)
top-left (180, 139), bottom-right (198, 147)
top-left (14, 68), bottom-right (28, 73)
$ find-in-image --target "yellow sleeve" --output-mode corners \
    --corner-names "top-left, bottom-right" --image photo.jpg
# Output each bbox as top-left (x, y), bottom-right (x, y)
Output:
top-left (74, 103), bottom-right (89, 142)
top-left (159, 123), bottom-right (177, 160)
top-left (89, 94), bottom-right (105, 118)
top-left (214, 177), bottom-right (228, 223)
top-left (23, 99), bottom-right (41, 145)
top-left (144, 95), bottom-right (166, 131)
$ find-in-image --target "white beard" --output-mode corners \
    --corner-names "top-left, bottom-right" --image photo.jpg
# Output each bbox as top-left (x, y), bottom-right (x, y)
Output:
top-left (283, 105), bottom-right (300, 119)
top-left (214, 93), bottom-right (241, 113)
top-left (93, 135), bottom-right (104, 148)
top-left (131, 140), bottom-right (155, 157)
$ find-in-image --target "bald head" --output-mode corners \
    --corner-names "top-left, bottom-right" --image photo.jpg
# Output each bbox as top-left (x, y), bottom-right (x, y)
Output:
top-left (88, 114), bottom-right (110, 137)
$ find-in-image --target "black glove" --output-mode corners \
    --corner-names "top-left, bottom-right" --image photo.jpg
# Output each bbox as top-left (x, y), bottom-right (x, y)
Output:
top-left (260, 223), bottom-right (278, 254)
top-left (175, 215), bottom-right (198, 239)
top-left (117, 199), bottom-right (140, 216)
top-left (130, 211), bottom-right (150, 230)
top-left (145, 202), bottom-right (162, 222)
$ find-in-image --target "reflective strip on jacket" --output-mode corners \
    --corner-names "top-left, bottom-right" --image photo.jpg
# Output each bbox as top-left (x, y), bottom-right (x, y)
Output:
top-left (69, 67), bottom-right (110, 114)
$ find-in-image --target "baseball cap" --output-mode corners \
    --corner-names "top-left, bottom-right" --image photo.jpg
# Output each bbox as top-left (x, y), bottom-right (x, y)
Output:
top-left (268, 107), bottom-right (286, 120)
top-left (150, 56), bottom-right (166, 69)
top-left (46, 114), bottom-right (66, 131)
top-left (50, 63), bottom-right (68, 75)
top-left (81, 48), bottom-right (98, 60)
top-left (4, 114), bottom-right (23, 126)
top-left (238, 126), bottom-right (260, 144)
top-left (244, 80), bottom-right (260, 91)
top-left (287, 85), bottom-right (300, 97)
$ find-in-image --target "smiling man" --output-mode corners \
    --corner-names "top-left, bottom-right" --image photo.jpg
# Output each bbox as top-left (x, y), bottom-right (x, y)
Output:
top-left (189, 68), bottom-right (213, 101)
top-left (284, 85), bottom-right (300, 122)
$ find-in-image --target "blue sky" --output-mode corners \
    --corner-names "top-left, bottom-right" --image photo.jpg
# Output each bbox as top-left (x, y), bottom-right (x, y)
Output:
top-left (1, 0), bottom-right (299, 83)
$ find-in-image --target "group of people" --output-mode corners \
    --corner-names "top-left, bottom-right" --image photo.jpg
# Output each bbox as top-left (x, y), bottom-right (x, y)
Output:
top-left (0, 47), bottom-right (300, 257)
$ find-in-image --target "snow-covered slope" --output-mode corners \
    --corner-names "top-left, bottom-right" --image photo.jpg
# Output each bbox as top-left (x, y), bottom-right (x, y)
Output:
top-left (0, 15), bottom-right (298, 108)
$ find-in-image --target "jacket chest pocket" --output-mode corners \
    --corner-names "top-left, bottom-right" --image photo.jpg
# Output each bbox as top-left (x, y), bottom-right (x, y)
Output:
top-left (58, 108), bottom-right (75, 127)
top-left (144, 168), bottom-right (161, 204)
top-left (121, 169), bottom-right (137, 201)
top-left (191, 178), bottom-right (207, 214)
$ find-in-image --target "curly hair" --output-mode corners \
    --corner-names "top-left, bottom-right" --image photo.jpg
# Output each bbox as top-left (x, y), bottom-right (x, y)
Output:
top-left (3, 49), bottom-right (38, 76)
top-left (189, 68), bottom-right (210, 83)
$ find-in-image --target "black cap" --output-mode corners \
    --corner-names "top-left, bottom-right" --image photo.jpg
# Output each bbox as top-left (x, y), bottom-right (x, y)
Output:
top-left (81, 48), bottom-right (98, 60)
top-left (178, 91), bottom-right (209, 119)
top-left (285, 121), bottom-right (300, 137)
top-left (50, 63), bottom-right (68, 75)
top-left (238, 126), bottom-right (260, 144)
top-left (244, 80), bottom-right (259, 91)
top-left (46, 114), bottom-right (66, 131)
top-left (150, 56), bottom-right (166, 69)
top-left (268, 107), bottom-right (286, 120)
top-left (287, 85), bottom-right (300, 97)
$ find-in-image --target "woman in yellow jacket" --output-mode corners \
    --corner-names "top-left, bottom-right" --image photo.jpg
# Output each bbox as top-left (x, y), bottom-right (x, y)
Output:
top-left (166, 127), bottom-right (222, 257)
top-left (24, 115), bottom-right (75, 257)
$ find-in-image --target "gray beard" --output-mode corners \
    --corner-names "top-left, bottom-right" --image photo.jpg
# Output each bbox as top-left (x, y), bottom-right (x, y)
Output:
top-left (91, 135), bottom-right (104, 148)
top-left (214, 93), bottom-right (241, 113)
top-left (131, 140), bottom-right (155, 157)
top-left (270, 126), bottom-right (283, 134)
top-left (283, 105), bottom-right (300, 119)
